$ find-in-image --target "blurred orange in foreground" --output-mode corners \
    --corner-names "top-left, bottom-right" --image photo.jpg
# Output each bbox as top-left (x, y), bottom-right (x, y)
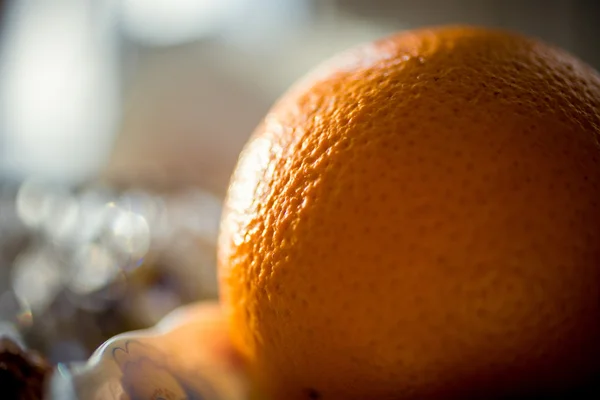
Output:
top-left (218, 26), bottom-right (600, 399)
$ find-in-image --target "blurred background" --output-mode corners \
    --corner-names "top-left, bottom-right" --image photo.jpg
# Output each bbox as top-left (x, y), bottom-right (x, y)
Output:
top-left (0, 0), bottom-right (599, 364)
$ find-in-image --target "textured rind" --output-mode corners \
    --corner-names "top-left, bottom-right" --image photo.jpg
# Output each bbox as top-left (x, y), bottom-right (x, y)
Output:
top-left (218, 26), bottom-right (600, 399)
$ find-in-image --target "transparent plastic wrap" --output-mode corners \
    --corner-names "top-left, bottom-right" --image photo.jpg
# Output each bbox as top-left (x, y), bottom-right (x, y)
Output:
top-left (46, 302), bottom-right (250, 400)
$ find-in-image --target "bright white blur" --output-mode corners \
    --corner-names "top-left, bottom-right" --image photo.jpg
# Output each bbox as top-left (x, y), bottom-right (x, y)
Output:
top-left (0, 0), bottom-right (119, 184)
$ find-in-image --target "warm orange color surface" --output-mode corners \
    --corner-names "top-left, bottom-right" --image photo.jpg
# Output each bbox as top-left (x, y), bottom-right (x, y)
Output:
top-left (218, 26), bottom-right (600, 399)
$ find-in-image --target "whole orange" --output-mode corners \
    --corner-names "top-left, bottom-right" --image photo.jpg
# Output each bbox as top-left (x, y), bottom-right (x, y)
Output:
top-left (218, 26), bottom-right (600, 399)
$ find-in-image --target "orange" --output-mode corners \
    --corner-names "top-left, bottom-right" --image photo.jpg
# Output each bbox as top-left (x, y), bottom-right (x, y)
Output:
top-left (218, 26), bottom-right (600, 399)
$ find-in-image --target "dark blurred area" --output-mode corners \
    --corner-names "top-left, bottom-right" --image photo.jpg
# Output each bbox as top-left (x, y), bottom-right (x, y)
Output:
top-left (0, 0), bottom-right (598, 364)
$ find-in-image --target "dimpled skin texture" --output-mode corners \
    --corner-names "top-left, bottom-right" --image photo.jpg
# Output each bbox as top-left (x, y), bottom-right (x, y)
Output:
top-left (218, 26), bottom-right (600, 399)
